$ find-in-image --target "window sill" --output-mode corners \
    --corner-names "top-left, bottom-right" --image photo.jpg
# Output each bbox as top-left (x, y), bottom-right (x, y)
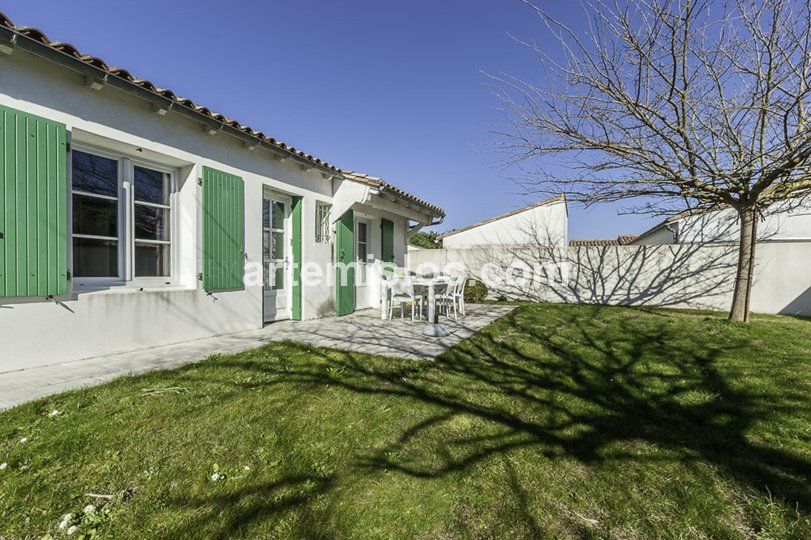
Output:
top-left (72, 283), bottom-right (195, 296)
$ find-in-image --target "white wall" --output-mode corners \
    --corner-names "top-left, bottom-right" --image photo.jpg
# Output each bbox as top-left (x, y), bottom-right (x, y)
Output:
top-left (442, 200), bottom-right (567, 248)
top-left (0, 48), bottom-right (424, 371)
top-left (408, 242), bottom-right (811, 317)
top-left (634, 202), bottom-right (811, 245)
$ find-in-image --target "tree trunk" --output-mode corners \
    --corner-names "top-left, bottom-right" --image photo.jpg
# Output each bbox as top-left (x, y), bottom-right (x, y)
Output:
top-left (729, 208), bottom-right (758, 322)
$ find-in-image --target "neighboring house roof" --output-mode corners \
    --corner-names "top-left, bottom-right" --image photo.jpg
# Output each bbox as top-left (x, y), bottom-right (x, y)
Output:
top-left (0, 11), bottom-right (341, 173)
top-left (342, 171), bottom-right (445, 217)
top-left (439, 195), bottom-right (565, 239)
top-left (569, 235), bottom-right (638, 247)
top-left (631, 208), bottom-right (709, 243)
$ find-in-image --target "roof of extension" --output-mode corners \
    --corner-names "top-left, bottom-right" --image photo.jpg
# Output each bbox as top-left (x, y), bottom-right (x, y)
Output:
top-left (439, 195), bottom-right (565, 239)
top-left (342, 170), bottom-right (445, 216)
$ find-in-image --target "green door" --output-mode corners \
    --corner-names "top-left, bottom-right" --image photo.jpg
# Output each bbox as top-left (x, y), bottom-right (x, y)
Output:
top-left (335, 209), bottom-right (354, 316)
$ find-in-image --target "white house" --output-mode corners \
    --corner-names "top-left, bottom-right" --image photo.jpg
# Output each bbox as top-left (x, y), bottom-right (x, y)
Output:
top-left (630, 203), bottom-right (811, 245)
top-left (440, 195), bottom-right (567, 249)
top-left (0, 13), bottom-right (443, 371)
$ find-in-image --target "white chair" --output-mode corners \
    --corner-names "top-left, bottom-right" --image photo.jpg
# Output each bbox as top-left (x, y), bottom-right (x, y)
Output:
top-left (437, 276), bottom-right (466, 321)
top-left (386, 276), bottom-right (424, 322)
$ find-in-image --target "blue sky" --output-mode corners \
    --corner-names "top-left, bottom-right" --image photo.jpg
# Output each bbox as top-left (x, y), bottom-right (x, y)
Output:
top-left (2, 0), bottom-right (658, 239)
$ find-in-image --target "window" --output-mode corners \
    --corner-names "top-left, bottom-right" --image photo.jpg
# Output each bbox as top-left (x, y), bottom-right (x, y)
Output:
top-left (133, 166), bottom-right (171, 277)
top-left (315, 202), bottom-right (331, 243)
top-left (356, 220), bottom-right (369, 283)
top-left (72, 150), bottom-right (120, 278)
top-left (71, 148), bottom-right (175, 285)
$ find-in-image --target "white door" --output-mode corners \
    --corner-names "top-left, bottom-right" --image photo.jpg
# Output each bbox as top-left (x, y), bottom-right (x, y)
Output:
top-left (355, 218), bottom-right (370, 309)
top-left (263, 193), bottom-right (291, 323)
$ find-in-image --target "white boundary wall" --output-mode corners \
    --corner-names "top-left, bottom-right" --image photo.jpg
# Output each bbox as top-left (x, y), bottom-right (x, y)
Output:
top-left (408, 242), bottom-right (811, 316)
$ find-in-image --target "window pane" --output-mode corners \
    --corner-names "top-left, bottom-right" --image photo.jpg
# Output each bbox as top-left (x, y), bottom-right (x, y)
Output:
top-left (263, 199), bottom-right (271, 228)
top-left (73, 194), bottom-right (117, 237)
top-left (72, 150), bottom-right (118, 197)
top-left (134, 204), bottom-right (170, 241)
top-left (273, 265), bottom-right (284, 290)
top-left (358, 242), bottom-right (368, 263)
top-left (73, 237), bottom-right (117, 277)
top-left (134, 242), bottom-right (170, 277)
top-left (134, 166), bottom-right (170, 205)
top-left (272, 232), bottom-right (285, 260)
top-left (263, 230), bottom-right (271, 260)
top-left (357, 222), bottom-right (367, 242)
top-left (272, 201), bottom-right (285, 230)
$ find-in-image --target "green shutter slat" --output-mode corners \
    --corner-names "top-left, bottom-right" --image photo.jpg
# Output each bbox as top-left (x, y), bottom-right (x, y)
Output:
top-left (202, 166), bottom-right (244, 291)
top-left (335, 208), bottom-right (354, 316)
top-left (0, 104), bottom-right (67, 297)
top-left (291, 196), bottom-right (302, 320)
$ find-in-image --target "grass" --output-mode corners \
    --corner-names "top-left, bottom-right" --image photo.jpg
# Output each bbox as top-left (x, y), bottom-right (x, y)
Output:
top-left (1, 303), bottom-right (810, 538)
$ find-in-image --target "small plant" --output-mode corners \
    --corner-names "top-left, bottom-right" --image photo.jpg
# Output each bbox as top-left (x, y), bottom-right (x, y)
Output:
top-left (46, 489), bottom-right (135, 539)
top-left (464, 279), bottom-right (488, 303)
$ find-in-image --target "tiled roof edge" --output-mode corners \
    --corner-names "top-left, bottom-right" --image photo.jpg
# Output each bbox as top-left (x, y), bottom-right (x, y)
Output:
top-left (0, 11), bottom-right (340, 173)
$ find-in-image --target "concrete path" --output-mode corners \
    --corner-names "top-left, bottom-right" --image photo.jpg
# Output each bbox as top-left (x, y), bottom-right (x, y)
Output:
top-left (0, 304), bottom-right (514, 410)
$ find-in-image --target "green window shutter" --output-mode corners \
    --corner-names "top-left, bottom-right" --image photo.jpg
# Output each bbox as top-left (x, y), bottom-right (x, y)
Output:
top-left (335, 208), bottom-right (354, 315)
top-left (381, 218), bottom-right (394, 263)
top-left (291, 196), bottom-right (302, 320)
top-left (202, 166), bottom-right (244, 291)
top-left (0, 105), bottom-right (68, 297)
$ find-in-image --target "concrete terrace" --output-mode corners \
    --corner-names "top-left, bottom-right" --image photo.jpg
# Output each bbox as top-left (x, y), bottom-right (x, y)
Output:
top-left (0, 304), bottom-right (514, 410)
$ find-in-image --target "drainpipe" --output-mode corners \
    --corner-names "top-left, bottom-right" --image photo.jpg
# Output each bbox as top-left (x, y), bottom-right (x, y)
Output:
top-left (666, 221), bottom-right (679, 243)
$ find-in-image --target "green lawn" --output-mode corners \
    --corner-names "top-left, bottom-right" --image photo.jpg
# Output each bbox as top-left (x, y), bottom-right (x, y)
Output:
top-left (1, 304), bottom-right (810, 538)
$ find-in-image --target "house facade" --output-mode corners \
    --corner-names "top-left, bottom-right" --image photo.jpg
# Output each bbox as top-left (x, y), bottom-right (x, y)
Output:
top-left (0, 14), bottom-right (443, 371)
top-left (440, 195), bottom-right (567, 249)
top-left (630, 203), bottom-right (811, 245)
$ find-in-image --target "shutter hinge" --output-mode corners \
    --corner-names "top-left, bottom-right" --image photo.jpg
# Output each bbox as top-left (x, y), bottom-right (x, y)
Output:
top-left (197, 177), bottom-right (203, 186)
top-left (66, 270), bottom-right (72, 280)
top-left (197, 272), bottom-right (203, 282)
top-left (66, 140), bottom-right (71, 152)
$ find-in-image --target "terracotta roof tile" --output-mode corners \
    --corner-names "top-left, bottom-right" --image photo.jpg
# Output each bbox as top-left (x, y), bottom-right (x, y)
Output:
top-left (0, 11), bottom-right (340, 172)
top-left (342, 170), bottom-right (445, 216)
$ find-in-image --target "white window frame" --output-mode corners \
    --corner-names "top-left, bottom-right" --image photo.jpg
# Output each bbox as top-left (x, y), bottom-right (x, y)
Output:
top-left (315, 201), bottom-right (331, 244)
top-left (70, 143), bottom-right (178, 290)
top-left (355, 217), bottom-right (370, 284)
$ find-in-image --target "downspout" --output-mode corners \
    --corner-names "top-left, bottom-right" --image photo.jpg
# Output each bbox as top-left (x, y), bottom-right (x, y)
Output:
top-left (666, 221), bottom-right (679, 243)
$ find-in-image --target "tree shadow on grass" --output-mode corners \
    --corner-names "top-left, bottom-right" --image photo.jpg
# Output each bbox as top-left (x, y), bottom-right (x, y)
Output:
top-left (177, 304), bottom-right (811, 534)
top-left (164, 474), bottom-right (334, 539)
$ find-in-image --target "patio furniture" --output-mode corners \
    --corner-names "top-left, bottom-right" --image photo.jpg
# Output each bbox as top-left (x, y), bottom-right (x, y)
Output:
top-left (410, 275), bottom-right (453, 336)
top-left (437, 275), bottom-right (466, 321)
top-left (385, 276), bottom-right (424, 322)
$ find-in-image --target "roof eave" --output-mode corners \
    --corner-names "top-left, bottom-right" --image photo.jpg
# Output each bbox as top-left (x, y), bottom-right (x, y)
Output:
top-left (0, 25), bottom-right (340, 178)
top-left (376, 184), bottom-right (445, 218)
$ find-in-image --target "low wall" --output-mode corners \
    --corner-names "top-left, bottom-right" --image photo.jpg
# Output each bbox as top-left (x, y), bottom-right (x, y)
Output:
top-left (407, 242), bottom-right (811, 316)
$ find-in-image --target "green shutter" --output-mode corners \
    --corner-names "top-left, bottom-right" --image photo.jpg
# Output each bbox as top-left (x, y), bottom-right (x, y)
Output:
top-left (0, 105), bottom-right (67, 297)
top-left (291, 196), bottom-right (302, 320)
top-left (335, 208), bottom-right (354, 315)
top-left (381, 218), bottom-right (394, 263)
top-left (202, 166), bottom-right (244, 291)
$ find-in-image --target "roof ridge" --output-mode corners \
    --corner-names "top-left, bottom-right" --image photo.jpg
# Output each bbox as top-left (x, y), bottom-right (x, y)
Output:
top-left (439, 194), bottom-right (565, 239)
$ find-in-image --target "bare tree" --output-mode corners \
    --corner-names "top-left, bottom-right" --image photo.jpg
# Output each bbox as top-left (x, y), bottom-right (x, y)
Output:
top-left (494, 0), bottom-right (811, 321)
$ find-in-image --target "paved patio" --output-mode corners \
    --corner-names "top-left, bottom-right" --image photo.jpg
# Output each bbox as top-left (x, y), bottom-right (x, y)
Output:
top-left (0, 304), bottom-right (514, 410)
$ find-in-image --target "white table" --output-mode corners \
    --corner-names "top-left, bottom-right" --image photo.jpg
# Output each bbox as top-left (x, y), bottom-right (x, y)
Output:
top-left (381, 275), bottom-right (452, 337)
